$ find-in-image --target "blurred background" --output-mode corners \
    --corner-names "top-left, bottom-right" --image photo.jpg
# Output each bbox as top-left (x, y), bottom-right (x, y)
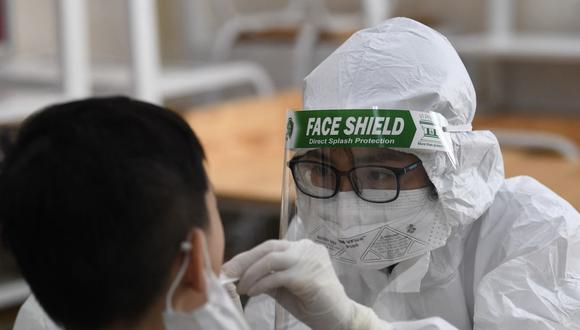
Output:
top-left (0, 0), bottom-right (579, 327)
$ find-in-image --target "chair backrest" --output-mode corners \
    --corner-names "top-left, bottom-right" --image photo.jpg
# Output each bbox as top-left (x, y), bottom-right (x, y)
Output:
top-left (209, 0), bottom-right (237, 21)
top-left (209, 0), bottom-right (299, 21)
top-left (493, 129), bottom-right (579, 162)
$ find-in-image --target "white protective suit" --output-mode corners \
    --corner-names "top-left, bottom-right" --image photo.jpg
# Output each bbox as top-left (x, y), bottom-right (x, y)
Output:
top-left (244, 18), bottom-right (580, 329)
top-left (13, 296), bottom-right (61, 330)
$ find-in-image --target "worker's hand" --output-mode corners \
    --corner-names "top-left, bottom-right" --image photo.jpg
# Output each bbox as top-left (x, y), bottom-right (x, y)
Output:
top-left (222, 239), bottom-right (392, 330)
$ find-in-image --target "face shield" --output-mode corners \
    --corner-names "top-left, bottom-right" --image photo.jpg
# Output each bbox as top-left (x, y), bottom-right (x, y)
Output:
top-left (281, 108), bottom-right (470, 270)
top-left (274, 108), bottom-right (471, 327)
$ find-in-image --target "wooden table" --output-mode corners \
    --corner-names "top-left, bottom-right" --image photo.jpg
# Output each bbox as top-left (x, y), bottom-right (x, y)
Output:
top-left (184, 90), bottom-right (580, 210)
top-left (184, 90), bottom-right (297, 205)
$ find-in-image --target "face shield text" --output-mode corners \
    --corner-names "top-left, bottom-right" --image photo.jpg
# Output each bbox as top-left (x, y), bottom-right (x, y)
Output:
top-left (306, 116), bottom-right (405, 137)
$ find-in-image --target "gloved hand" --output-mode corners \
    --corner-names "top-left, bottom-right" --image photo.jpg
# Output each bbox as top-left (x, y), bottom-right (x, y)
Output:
top-left (222, 239), bottom-right (392, 330)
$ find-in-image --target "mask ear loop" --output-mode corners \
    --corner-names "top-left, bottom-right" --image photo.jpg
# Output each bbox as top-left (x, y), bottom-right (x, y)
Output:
top-left (165, 237), bottom-right (193, 314)
top-left (165, 232), bottom-right (216, 314)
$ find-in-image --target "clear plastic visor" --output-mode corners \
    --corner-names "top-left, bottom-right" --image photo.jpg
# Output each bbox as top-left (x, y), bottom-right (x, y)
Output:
top-left (274, 109), bottom-right (463, 329)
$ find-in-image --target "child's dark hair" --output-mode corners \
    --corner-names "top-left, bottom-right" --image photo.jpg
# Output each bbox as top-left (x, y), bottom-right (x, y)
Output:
top-left (0, 97), bottom-right (209, 329)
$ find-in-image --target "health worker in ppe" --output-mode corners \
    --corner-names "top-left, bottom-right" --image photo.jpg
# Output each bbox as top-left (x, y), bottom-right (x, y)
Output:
top-left (0, 97), bottom-right (251, 330)
top-left (223, 17), bottom-right (580, 329)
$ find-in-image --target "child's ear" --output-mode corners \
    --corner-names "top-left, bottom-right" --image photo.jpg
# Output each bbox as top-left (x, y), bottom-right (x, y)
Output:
top-left (183, 229), bottom-right (206, 294)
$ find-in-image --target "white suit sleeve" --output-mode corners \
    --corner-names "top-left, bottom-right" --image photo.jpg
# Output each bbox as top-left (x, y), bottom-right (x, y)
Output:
top-left (473, 177), bottom-right (580, 329)
top-left (245, 293), bottom-right (459, 330)
top-left (353, 303), bottom-right (459, 330)
top-left (232, 240), bottom-right (459, 330)
top-left (473, 238), bottom-right (580, 329)
top-left (391, 317), bottom-right (459, 330)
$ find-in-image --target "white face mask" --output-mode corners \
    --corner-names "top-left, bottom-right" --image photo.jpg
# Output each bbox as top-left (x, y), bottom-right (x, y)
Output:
top-left (297, 188), bottom-right (450, 269)
top-left (162, 239), bottom-right (250, 330)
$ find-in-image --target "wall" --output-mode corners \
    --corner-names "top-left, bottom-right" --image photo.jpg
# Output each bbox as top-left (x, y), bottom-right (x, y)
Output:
top-left (10, 0), bottom-right (129, 62)
top-left (7, 0), bottom-right (580, 112)
top-left (11, 0), bottom-right (580, 59)
top-left (517, 0), bottom-right (580, 33)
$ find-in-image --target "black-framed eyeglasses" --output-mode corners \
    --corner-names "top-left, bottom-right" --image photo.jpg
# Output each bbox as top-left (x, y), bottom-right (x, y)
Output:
top-left (288, 157), bottom-right (423, 203)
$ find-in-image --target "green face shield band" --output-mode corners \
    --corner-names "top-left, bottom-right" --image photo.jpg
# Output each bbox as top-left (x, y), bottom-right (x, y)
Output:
top-left (285, 109), bottom-right (471, 168)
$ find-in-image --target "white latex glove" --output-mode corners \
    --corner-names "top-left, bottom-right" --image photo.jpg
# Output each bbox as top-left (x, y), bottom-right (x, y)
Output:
top-left (223, 239), bottom-right (393, 330)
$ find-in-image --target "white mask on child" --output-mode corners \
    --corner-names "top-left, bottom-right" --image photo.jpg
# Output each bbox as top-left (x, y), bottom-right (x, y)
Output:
top-left (162, 238), bottom-right (250, 330)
